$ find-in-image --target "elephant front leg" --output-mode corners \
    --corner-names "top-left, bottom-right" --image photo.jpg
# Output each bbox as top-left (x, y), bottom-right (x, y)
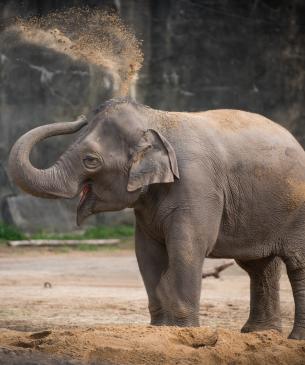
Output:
top-left (155, 199), bottom-right (222, 327)
top-left (236, 257), bottom-right (282, 333)
top-left (157, 255), bottom-right (204, 326)
top-left (156, 228), bottom-right (207, 327)
top-left (135, 224), bottom-right (168, 325)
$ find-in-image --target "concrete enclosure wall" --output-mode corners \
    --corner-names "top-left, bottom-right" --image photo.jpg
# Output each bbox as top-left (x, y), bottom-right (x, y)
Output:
top-left (0, 0), bottom-right (304, 231)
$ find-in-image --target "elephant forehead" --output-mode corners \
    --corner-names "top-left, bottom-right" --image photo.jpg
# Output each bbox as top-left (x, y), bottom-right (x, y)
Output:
top-left (80, 130), bottom-right (130, 158)
top-left (90, 119), bottom-right (143, 147)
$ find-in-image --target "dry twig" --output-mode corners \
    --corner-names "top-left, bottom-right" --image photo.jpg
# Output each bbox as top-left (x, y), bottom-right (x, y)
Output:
top-left (202, 261), bottom-right (234, 279)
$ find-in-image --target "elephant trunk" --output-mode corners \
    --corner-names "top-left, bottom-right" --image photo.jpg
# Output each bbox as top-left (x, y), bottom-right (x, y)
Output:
top-left (8, 115), bottom-right (87, 199)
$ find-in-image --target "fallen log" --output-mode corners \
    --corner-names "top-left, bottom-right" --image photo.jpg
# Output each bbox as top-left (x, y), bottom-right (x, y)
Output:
top-left (202, 261), bottom-right (234, 279)
top-left (8, 239), bottom-right (120, 247)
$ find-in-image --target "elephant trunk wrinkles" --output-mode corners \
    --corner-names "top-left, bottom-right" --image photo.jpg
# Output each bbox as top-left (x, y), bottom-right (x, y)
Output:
top-left (8, 115), bottom-right (87, 199)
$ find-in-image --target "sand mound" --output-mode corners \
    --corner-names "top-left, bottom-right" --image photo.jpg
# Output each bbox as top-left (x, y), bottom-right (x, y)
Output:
top-left (0, 325), bottom-right (305, 365)
top-left (2, 7), bottom-right (143, 96)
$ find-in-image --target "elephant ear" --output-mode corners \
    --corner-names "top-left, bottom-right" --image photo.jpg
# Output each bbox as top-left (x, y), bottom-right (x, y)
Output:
top-left (127, 129), bottom-right (179, 192)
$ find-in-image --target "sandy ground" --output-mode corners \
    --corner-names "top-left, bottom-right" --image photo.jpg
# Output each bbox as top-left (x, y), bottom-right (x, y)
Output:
top-left (0, 247), bottom-right (304, 364)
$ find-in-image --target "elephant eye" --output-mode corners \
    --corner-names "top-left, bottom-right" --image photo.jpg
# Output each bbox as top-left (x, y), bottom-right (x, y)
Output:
top-left (83, 155), bottom-right (101, 170)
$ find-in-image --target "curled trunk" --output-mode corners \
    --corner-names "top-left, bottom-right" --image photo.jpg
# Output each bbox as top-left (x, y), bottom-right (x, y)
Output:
top-left (8, 115), bottom-right (87, 198)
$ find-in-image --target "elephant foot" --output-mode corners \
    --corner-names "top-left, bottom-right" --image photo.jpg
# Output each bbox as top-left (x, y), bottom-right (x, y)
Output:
top-left (151, 318), bottom-right (199, 327)
top-left (169, 315), bottom-right (200, 327)
top-left (150, 308), bottom-right (199, 327)
top-left (151, 315), bottom-right (199, 327)
top-left (241, 319), bottom-right (282, 334)
top-left (288, 326), bottom-right (305, 340)
top-left (150, 318), bottom-right (167, 326)
top-left (150, 309), bottom-right (168, 326)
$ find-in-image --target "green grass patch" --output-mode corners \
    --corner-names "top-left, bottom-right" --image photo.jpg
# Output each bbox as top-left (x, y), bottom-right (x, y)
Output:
top-left (0, 222), bottom-right (26, 241)
top-left (0, 223), bottom-right (134, 252)
top-left (83, 225), bottom-right (134, 239)
top-left (31, 225), bottom-right (134, 240)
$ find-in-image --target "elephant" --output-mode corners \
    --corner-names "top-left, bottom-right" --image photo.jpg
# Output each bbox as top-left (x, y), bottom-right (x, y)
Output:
top-left (8, 97), bottom-right (305, 339)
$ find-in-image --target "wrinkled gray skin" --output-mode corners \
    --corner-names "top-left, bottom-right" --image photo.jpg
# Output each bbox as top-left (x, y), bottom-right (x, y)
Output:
top-left (9, 98), bottom-right (305, 339)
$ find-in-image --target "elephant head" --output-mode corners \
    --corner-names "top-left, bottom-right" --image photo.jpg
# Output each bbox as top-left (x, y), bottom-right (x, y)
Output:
top-left (8, 98), bottom-right (179, 225)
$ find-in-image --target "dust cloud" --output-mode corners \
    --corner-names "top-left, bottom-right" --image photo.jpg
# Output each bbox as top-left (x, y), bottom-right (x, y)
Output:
top-left (2, 7), bottom-right (143, 96)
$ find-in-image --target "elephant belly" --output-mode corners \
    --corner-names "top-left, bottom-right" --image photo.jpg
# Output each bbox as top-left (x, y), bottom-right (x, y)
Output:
top-left (207, 235), bottom-right (274, 260)
top-left (207, 172), bottom-right (305, 261)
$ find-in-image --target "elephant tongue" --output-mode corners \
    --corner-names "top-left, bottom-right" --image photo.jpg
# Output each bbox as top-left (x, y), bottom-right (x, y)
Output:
top-left (79, 184), bottom-right (91, 207)
top-left (77, 184), bottom-right (93, 226)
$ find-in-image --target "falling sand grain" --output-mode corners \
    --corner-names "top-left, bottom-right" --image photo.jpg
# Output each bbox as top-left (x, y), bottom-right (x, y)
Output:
top-left (3, 7), bottom-right (143, 96)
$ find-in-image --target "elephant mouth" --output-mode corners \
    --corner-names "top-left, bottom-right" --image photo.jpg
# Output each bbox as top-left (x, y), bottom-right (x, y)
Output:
top-left (77, 183), bottom-right (95, 226)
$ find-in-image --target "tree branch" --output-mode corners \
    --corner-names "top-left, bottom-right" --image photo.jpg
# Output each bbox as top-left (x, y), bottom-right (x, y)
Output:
top-left (202, 261), bottom-right (234, 279)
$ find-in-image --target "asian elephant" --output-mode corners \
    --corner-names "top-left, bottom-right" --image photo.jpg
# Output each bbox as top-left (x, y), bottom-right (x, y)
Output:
top-left (8, 98), bottom-right (305, 339)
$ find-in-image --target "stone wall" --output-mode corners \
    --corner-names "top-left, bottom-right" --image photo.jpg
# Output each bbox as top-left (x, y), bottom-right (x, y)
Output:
top-left (0, 0), bottom-right (304, 231)
top-left (0, 1), bottom-right (133, 231)
top-left (134, 0), bottom-right (305, 138)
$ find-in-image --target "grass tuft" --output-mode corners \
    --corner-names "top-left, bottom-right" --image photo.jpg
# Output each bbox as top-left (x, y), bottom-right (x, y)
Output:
top-left (0, 222), bottom-right (26, 241)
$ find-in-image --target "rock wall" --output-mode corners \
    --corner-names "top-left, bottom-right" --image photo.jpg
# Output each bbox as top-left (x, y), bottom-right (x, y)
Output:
top-left (0, 2), bottom-right (133, 231)
top-left (134, 0), bottom-right (305, 138)
top-left (0, 0), bottom-right (304, 231)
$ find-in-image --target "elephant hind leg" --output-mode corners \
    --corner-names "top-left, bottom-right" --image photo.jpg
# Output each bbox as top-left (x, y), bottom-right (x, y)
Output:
top-left (236, 256), bottom-right (282, 333)
top-left (282, 254), bottom-right (305, 340)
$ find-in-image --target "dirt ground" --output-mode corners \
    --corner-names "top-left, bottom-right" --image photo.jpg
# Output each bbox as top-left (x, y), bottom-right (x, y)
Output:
top-left (0, 246), bottom-right (304, 364)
